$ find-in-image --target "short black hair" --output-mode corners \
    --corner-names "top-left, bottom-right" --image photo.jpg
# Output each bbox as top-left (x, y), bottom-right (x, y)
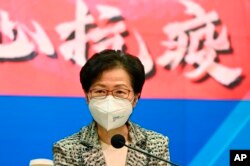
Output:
top-left (80, 49), bottom-right (145, 96)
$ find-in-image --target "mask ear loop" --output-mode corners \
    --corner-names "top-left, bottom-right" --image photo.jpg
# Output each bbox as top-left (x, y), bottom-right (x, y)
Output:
top-left (84, 91), bottom-right (90, 104)
top-left (130, 95), bottom-right (139, 107)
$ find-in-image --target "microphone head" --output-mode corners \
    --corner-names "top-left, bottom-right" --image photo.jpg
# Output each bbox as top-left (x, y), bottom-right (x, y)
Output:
top-left (111, 134), bottom-right (125, 149)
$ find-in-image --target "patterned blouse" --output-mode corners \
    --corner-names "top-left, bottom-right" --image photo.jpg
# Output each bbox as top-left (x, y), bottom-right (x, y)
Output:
top-left (53, 121), bottom-right (170, 166)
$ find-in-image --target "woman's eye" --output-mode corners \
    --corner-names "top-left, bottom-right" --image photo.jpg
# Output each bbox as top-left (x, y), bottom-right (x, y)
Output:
top-left (114, 90), bottom-right (128, 95)
top-left (116, 90), bottom-right (125, 94)
top-left (94, 90), bottom-right (106, 94)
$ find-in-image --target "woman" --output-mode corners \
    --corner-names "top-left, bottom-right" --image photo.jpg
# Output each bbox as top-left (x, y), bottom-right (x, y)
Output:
top-left (53, 49), bottom-right (170, 165)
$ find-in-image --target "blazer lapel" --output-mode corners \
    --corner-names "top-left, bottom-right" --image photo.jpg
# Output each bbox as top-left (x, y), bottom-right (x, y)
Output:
top-left (126, 144), bottom-right (148, 166)
top-left (126, 121), bottom-right (149, 165)
top-left (81, 147), bottom-right (106, 166)
top-left (79, 122), bottom-right (107, 166)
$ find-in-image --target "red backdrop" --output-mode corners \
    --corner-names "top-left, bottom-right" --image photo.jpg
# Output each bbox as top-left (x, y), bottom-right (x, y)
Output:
top-left (0, 0), bottom-right (249, 99)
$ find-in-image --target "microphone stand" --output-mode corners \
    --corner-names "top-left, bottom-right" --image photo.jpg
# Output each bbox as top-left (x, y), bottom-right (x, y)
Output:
top-left (123, 144), bottom-right (179, 166)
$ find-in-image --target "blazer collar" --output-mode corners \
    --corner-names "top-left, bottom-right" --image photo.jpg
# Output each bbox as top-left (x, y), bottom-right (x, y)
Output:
top-left (79, 121), bottom-right (100, 149)
top-left (79, 121), bottom-right (149, 165)
top-left (79, 121), bottom-right (147, 149)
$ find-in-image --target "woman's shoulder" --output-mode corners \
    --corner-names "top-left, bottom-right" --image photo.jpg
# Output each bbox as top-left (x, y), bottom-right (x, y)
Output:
top-left (53, 130), bottom-right (83, 149)
top-left (53, 122), bottom-right (98, 149)
top-left (129, 121), bottom-right (169, 143)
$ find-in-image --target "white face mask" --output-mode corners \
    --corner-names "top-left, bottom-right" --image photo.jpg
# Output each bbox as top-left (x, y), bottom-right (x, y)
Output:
top-left (88, 95), bottom-right (133, 131)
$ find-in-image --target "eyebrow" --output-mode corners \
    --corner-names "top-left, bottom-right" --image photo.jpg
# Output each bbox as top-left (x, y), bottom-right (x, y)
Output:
top-left (92, 84), bottom-right (106, 88)
top-left (114, 84), bottom-right (130, 89)
top-left (92, 84), bottom-right (130, 89)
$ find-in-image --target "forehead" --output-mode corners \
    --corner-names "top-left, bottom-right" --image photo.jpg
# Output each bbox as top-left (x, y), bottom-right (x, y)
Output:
top-left (91, 68), bottom-right (132, 88)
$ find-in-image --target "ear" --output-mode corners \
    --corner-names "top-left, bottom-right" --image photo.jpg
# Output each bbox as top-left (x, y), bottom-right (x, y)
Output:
top-left (84, 91), bottom-right (90, 104)
top-left (132, 93), bottom-right (140, 107)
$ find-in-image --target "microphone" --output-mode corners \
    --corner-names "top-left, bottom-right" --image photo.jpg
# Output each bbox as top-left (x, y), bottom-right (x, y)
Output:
top-left (111, 134), bottom-right (179, 166)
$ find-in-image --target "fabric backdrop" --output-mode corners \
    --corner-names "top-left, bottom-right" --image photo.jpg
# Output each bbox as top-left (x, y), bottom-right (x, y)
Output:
top-left (0, 0), bottom-right (249, 165)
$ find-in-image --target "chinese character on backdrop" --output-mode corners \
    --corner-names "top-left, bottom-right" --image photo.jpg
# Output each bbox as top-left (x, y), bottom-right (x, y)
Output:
top-left (157, 0), bottom-right (242, 86)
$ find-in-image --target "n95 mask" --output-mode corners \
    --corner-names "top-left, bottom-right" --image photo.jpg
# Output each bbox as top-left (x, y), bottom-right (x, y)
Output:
top-left (88, 95), bottom-right (133, 131)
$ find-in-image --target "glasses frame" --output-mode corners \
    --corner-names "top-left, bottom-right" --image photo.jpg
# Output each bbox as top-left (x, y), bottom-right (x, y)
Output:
top-left (89, 88), bottom-right (131, 99)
